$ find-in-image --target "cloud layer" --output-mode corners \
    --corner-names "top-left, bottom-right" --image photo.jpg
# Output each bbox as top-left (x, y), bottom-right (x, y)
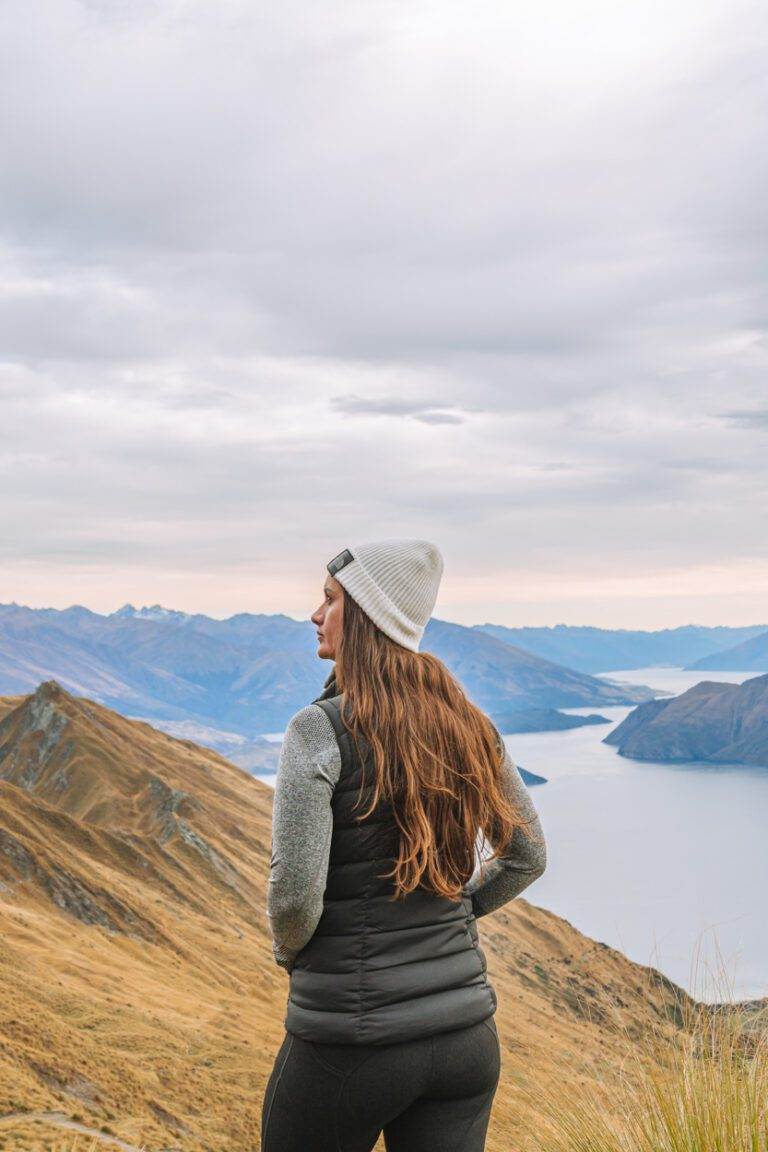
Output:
top-left (1, 0), bottom-right (767, 626)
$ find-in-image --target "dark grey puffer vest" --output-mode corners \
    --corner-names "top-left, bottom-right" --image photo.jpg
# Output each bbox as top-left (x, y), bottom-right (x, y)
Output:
top-left (284, 686), bottom-right (497, 1046)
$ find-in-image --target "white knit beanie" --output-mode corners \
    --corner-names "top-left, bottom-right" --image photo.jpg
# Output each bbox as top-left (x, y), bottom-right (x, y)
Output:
top-left (327, 538), bottom-right (444, 652)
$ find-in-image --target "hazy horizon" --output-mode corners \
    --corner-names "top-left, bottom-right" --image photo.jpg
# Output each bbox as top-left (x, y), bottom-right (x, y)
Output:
top-left (3, 594), bottom-right (767, 635)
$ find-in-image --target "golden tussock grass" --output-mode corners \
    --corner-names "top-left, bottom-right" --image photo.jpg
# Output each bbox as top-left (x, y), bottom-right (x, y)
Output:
top-left (520, 932), bottom-right (768, 1152)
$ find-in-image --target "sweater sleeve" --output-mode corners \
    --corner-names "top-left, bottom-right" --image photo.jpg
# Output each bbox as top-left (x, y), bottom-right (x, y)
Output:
top-left (462, 744), bottom-right (547, 918)
top-left (267, 704), bottom-right (342, 972)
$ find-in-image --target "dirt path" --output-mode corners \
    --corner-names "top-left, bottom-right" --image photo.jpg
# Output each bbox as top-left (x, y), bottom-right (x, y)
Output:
top-left (0, 1109), bottom-right (162, 1151)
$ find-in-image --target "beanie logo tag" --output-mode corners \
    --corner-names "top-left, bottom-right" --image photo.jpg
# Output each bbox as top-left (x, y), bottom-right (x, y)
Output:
top-left (327, 548), bottom-right (354, 577)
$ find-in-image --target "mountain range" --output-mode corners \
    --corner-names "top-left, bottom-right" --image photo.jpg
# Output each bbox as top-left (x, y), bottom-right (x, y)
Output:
top-left (0, 602), bottom-right (659, 743)
top-left (604, 672), bottom-right (768, 766)
top-left (0, 681), bottom-right (748, 1151)
top-left (687, 629), bottom-right (768, 671)
top-left (477, 622), bottom-right (768, 673)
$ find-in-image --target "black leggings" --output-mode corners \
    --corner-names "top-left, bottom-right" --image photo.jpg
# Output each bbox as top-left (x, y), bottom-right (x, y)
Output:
top-left (261, 1015), bottom-right (501, 1152)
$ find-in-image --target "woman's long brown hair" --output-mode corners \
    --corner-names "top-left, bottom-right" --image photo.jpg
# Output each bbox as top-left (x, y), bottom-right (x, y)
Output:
top-left (335, 588), bottom-right (527, 902)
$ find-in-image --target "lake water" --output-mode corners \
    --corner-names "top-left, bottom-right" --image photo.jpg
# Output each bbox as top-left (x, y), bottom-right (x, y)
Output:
top-left (258, 666), bottom-right (768, 1004)
top-left (511, 667), bottom-right (767, 1004)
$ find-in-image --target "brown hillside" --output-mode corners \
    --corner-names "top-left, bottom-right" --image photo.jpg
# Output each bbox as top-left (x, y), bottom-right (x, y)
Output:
top-left (0, 682), bottom-right (733, 1151)
top-left (605, 672), bottom-right (768, 765)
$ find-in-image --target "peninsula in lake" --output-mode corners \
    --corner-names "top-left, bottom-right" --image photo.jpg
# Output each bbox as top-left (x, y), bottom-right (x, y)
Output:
top-left (604, 672), bottom-right (768, 767)
top-left (489, 706), bottom-right (610, 735)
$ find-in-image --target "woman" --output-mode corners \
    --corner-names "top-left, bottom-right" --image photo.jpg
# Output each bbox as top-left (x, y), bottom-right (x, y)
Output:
top-left (263, 539), bottom-right (547, 1151)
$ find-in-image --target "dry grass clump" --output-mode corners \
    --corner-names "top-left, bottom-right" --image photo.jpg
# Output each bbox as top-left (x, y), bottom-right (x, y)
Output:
top-left (525, 934), bottom-right (768, 1152)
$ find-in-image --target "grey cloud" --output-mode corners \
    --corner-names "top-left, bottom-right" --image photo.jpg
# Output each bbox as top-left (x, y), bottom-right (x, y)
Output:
top-left (1, 1), bottom-right (765, 365)
top-left (330, 393), bottom-right (471, 424)
top-left (413, 411), bottom-right (464, 425)
top-left (718, 409), bottom-right (768, 428)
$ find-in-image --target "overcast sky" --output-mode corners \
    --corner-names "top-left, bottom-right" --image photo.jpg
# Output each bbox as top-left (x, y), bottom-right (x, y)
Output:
top-left (1, 0), bottom-right (767, 629)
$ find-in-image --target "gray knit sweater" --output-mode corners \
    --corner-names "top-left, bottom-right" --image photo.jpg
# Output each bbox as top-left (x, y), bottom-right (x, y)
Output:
top-left (267, 693), bottom-right (548, 971)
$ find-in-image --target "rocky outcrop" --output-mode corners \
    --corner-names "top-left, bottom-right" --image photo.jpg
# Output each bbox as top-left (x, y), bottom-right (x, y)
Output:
top-left (0, 826), bottom-right (157, 939)
top-left (0, 681), bottom-right (268, 934)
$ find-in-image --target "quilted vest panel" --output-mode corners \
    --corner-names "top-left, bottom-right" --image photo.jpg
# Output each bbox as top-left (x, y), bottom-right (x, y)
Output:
top-left (284, 691), bottom-right (497, 1045)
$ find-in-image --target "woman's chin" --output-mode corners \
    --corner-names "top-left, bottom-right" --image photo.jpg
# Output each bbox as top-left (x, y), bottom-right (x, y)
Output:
top-left (317, 641), bottom-right (333, 660)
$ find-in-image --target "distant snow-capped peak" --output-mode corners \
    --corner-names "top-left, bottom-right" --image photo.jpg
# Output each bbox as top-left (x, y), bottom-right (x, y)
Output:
top-left (112, 603), bottom-right (192, 623)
